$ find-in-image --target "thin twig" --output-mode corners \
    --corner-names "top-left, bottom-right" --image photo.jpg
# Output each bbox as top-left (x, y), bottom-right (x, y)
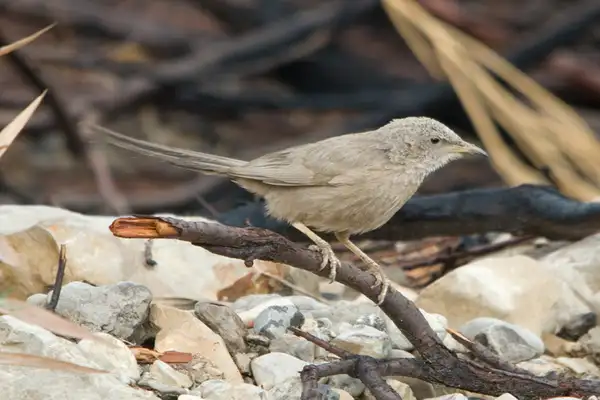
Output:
top-left (195, 194), bottom-right (220, 218)
top-left (288, 326), bottom-right (351, 358)
top-left (400, 235), bottom-right (536, 271)
top-left (258, 270), bottom-right (330, 304)
top-left (46, 244), bottom-right (67, 312)
top-left (144, 239), bottom-right (157, 267)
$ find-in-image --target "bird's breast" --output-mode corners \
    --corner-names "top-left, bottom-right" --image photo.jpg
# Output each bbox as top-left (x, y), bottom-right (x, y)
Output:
top-left (263, 170), bottom-right (424, 235)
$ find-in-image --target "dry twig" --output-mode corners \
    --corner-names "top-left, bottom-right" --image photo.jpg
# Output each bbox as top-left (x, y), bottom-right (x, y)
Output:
top-left (46, 244), bottom-right (67, 312)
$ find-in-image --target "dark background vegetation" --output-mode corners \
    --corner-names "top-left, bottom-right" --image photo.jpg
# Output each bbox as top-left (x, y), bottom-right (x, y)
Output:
top-left (0, 0), bottom-right (599, 219)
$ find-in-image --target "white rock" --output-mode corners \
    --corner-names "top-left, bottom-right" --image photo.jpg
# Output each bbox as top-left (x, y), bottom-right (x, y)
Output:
top-left (199, 379), bottom-right (267, 400)
top-left (150, 304), bottom-right (242, 383)
top-left (364, 379), bottom-right (416, 400)
top-left (541, 234), bottom-right (600, 315)
top-left (332, 388), bottom-right (354, 400)
top-left (236, 297), bottom-right (296, 325)
top-left (265, 377), bottom-right (303, 400)
top-left (188, 354), bottom-right (225, 384)
top-left (0, 205), bottom-right (276, 300)
top-left (387, 309), bottom-right (447, 350)
top-left (0, 315), bottom-right (158, 400)
top-left (149, 360), bottom-right (193, 388)
top-left (416, 255), bottom-right (588, 335)
top-left (556, 357), bottom-right (600, 376)
top-left (78, 332), bottom-right (140, 383)
top-left (388, 380), bottom-right (417, 400)
top-left (496, 394), bottom-right (518, 400)
top-left (331, 325), bottom-right (392, 358)
top-left (424, 395), bottom-right (469, 400)
top-left (178, 396), bottom-right (204, 400)
top-left (517, 355), bottom-right (569, 376)
top-left (250, 352), bottom-right (308, 390)
top-left (327, 374), bottom-right (365, 397)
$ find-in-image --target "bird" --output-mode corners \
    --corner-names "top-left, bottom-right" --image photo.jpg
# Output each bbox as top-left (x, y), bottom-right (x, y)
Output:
top-left (87, 117), bottom-right (487, 305)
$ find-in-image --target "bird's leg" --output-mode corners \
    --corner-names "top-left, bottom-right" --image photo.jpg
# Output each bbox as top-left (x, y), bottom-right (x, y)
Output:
top-left (335, 232), bottom-right (390, 305)
top-left (291, 222), bottom-right (340, 282)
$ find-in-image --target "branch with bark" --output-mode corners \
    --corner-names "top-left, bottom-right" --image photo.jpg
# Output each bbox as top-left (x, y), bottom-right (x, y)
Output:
top-left (219, 184), bottom-right (600, 243)
top-left (109, 214), bottom-right (600, 400)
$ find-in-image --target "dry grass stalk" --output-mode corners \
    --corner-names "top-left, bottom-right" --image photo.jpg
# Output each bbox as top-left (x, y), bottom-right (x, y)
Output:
top-left (382, 0), bottom-right (600, 200)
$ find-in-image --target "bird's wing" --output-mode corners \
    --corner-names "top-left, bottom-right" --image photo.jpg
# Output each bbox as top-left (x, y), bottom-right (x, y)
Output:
top-left (228, 145), bottom-right (330, 186)
top-left (228, 134), bottom-right (389, 187)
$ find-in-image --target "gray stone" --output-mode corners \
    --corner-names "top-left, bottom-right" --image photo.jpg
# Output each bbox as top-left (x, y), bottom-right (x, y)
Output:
top-left (286, 295), bottom-right (330, 314)
top-left (269, 333), bottom-right (317, 362)
top-left (250, 352), bottom-right (308, 390)
top-left (387, 309), bottom-right (448, 351)
top-left (233, 352), bottom-right (253, 375)
top-left (355, 313), bottom-right (386, 332)
top-left (331, 325), bottom-right (392, 358)
top-left (245, 333), bottom-right (270, 353)
top-left (48, 281), bottom-right (152, 340)
top-left (267, 377), bottom-right (340, 400)
top-left (461, 318), bottom-right (544, 363)
top-left (326, 374), bottom-right (365, 397)
top-left (231, 294), bottom-right (283, 311)
top-left (194, 301), bottom-right (247, 353)
top-left (188, 354), bottom-right (225, 384)
top-left (417, 255), bottom-right (589, 336)
top-left (137, 360), bottom-right (193, 395)
top-left (424, 395), bottom-right (469, 400)
top-left (253, 304), bottom-right (305, 339)
top-left (323, 301), bottom-right (380, 325)
top-left (517, 355), bottom-right (569, 376)
top-left (364, 380), bottom-right (416, 400)
top-left (78, 332), bottom-right (140, 384)
top-left (579, 326), bottom-right (600, 364)
top-left (558, 312), bottom-right (597, 341)
top-left (555, 357), bottom-right (600, 376)
top-left (199, 379), bottom-right (267, 400)
top-left (138, 372), bottom-right (189, 396)
top-left (0, 316), bottom-right (158, 400)
top-left (26, 293), bottom-right (48, 307)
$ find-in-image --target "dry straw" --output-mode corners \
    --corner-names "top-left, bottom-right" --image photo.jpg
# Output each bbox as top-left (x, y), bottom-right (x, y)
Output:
top-left (382, 0), bottom-right (600, 201)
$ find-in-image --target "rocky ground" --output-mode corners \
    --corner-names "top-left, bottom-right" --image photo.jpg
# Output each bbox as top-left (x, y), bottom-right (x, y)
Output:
top-left (1, 205), bottom-right (600, 399)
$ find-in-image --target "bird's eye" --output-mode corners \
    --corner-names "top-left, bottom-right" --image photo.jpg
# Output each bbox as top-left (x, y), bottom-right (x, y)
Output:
top-left (430, 138), bottom-right (440, 144)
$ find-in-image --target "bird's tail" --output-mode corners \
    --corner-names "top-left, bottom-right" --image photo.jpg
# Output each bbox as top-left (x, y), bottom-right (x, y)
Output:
top-left (87, 124), bottom-right (246, 175)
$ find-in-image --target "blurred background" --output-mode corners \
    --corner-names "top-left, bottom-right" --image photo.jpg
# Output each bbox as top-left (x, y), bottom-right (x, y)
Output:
top-left (0, 0), bottom-right (599, 219)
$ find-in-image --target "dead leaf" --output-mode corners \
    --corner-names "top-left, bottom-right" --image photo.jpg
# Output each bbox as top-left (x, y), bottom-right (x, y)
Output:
top-left (159, 351), bottom-right (193, 364)
top-left (0, 24), bottom-right (55, 57)
top-left (0, 352), bottom-right (107, 374)
top-left (0, 91), bottom-right (47, 160)
top-left (0, 298), bottom-right (103, 343)
top-left (130, 346), bottom-right (160, 364)
top-left (217, 271), bottom-right (272, 302)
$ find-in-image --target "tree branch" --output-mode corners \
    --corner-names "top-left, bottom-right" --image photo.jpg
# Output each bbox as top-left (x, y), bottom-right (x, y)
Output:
top-left (109, 216), bottom-right (600, 399)
top-left (218, 184), bottom-right (600, 242)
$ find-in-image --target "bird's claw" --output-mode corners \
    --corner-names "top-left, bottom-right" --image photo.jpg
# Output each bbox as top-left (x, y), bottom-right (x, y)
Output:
top-left (309, 244), bottom-right (341, 283)
top-left (371, 273), bottom-right (390, 305)
top-left (364, 262), bottom-right (390, 305)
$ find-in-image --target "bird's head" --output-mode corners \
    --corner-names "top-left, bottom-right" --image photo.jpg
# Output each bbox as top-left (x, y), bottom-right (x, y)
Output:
top-left (382, 117), bottom-right (487, 174)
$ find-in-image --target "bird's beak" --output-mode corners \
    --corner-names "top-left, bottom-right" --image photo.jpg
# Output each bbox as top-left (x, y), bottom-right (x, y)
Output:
top-left (450, 142), bottom-right (488, 157)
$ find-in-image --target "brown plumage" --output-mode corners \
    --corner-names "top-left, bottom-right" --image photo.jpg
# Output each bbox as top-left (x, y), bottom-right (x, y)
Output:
top-left (88, 117), bottom-right (486, 305)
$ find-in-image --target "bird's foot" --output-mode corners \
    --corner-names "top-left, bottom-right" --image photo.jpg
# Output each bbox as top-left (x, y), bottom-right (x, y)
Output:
top-left (364, 262), bottom-right (390, 306)
top-left (309, 244), bottom-right (341, 283)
